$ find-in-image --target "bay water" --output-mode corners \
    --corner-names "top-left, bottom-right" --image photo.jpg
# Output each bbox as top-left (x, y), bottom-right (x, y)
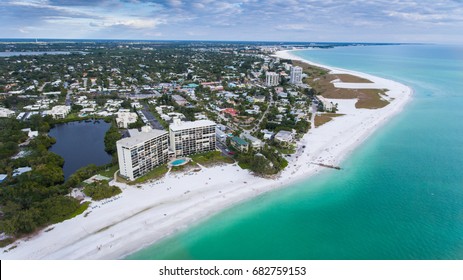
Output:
top-left (128, 44), bottom-right (463, 259)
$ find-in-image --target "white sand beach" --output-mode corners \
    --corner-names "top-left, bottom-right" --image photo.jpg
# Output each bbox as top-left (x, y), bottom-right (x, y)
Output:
top-left (0, 50), bottom-right (412, 260)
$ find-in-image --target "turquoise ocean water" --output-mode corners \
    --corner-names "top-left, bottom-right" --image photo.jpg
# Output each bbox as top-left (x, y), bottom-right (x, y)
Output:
top-left (128, 45), bottom-right (463, 260)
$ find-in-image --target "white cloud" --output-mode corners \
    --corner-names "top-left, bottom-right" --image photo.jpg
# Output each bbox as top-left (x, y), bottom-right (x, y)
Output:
top-left (275, 24), bottom-right (311, 31)
top-left (169, 0), bottom-right (182, 8)
top-left (91, 17), bottom-right (166, 29)
top-left (1, 0), bottom-right (463, 42)
top-left (18, 28), bottom-right (30, 33)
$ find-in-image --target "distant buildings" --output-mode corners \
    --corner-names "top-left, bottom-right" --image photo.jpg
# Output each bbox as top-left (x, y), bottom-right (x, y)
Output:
top-left (117, 126), bottom-right (169, 181)
top-left (253, 95), bottom-right (266, 103)
top-left (215, 127), bottom-right (227, 143)
top-left (116, 110), bottom-right (138, 128)
top-left (222, 108), bottom-right (238, 117)
top-left (230, 136), bottom-right (249, 152)
top-left (44, 105), bottom-right (71, 119)
top-left (318, 96), bottom-right (334, 112)
top-left (172, 95), bottom-right (188, 106)
top-left (12, 167), bottom-right (32, 177)
top-left (0, 107), bottom-right (15, 118)
top-left (261, 129), bottom-right (274, 140)
top-left (21, 128), bottom-right (38, 138)
top-left (265, 72), bottom-right (279, 87)
top-left (169, 119), bottom-right (216, 157)
top-left (241, 133), bottom-right (264, 150)
top-left (274, 130), bottom-right (295, 146)
top-left (290, 66), bottom-right (303, 84)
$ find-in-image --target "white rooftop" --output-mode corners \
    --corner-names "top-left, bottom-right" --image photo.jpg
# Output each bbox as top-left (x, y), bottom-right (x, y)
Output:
top-left (12, 167), bottom-right (32, 177)
top-left (275, 130), bottom-right (293, 142)
top-left (169, 120), bottom-right (216, 132)
top-left (117, 128), bottom-right (167, 148)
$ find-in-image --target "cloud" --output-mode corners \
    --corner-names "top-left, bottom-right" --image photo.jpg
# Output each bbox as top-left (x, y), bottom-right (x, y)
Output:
top-left (0, 0), bottom-right (462, 42)
top-left (275, 24), bottom-right (311, 31)
top-left (168, 0), bottom-right (182, 8)
top-left (94, 18), bottom-right (166, 29)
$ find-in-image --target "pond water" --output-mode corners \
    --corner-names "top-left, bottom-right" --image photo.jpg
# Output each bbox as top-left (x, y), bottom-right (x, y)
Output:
top-left (48, 121), bottom-right (112, 179)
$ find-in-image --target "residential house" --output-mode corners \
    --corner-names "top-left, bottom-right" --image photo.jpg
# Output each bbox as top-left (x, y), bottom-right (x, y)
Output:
top-left (241, 133), bottom-right (264, 150)
top-left (230, 136), bottom-right (249, 152)
top-left (274, 130), bottom-right (295, 146)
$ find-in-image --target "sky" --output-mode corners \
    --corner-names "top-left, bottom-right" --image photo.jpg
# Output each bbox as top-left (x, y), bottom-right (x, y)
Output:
top-left (1, 0), bottom-right (462, 43)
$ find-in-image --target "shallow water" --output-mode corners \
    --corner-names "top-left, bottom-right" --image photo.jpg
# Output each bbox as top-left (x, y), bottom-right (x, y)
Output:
top-left (128, 44), bottom-right (463, 260)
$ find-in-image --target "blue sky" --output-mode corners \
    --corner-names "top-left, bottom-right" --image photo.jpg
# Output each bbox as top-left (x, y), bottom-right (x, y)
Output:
top-left (1, 0), bottom-right (462, 43)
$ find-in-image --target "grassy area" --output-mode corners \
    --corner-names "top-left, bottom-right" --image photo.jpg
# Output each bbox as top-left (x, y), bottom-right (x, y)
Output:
top-left (355, 90), bottom-right (390, 109)
top-left (83, 181), bottom-right (122, 201)
top-left (191, 150), bottom-right (234, 166)
top-left (115, 172), bottom-right (131, 184)
top-left (238, 161), bottom-right (251, 170)
top-left (293, 59), bottom-right (389, 109)
top-left (98, 164), bottom-right (119, 178)
top-left (0, 238), bottom-right (15, 249)
top-left (314, 113), bottom-right (345, 128)
top-left (277, 146), bottom-right (296, 155)
top-left (312, 75), bottom-right (389, 109)
top-left (64, 201), bottom-right (91, 220)
top-left (170, 162), bottom-right (195, 172)
top-left (335, 74), bottom-right (373, 83)
top-left (129, 165), bottom-right (169, 185)
top-left (292, 60), bottom-right (329, 76)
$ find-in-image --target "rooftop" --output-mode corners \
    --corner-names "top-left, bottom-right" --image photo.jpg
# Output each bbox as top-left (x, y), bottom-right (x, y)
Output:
top-left (275, 130), bottom-right (293, 142)
top-left (12, 167), bottom-right (32, 177)
top-left (231, 136), bottom-right (248, 146)
top-left (241, 133), bottom-right (262, 143)
top-left (117, 128), bottom-right (167, 148)
top-left (170, 120), bottom-right (216, 131)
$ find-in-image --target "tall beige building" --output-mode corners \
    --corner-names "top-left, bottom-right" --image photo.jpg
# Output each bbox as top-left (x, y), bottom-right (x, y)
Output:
top-left (169, 119), bottom-right (216, 157)
top-left (265, 71), bottom-right (279, 87)
top-left (117, 126), bottom-right (169, 181)
top-left (290, 66), bottom-right (303, 84)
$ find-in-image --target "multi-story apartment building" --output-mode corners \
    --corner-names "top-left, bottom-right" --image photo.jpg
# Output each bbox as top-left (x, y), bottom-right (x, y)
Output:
top-left (290, 66), bottom-right (303, 84)
top-left (265, 71), bottom-right (279, 87)
top-left (117, 126), bottom-right (169, 180)
top-left (169, 119), bottom-right (217, 157)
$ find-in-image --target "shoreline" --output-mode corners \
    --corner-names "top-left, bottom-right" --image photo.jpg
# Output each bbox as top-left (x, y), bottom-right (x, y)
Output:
top-left (0, 50), bottom-right (413, 260)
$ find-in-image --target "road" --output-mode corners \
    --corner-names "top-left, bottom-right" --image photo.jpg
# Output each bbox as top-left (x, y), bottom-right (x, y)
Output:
top-left (140, 103), bottom-right (165, 130)
top-left (65, 90), bottom-right (72, 106)
top-left (250, 93), bottom-right (274, 134)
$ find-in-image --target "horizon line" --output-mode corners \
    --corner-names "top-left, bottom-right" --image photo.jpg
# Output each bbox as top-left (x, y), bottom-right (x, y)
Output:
top-left (0, 38), bottom-right (420, 45)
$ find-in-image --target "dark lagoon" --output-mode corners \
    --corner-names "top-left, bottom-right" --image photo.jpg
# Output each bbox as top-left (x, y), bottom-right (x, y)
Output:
top-left (48, 121), bottom-right (112, 179)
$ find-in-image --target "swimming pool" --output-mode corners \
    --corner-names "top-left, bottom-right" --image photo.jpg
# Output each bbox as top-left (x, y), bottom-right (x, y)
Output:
top-left (168, 158), bottom-right (190, 167)
top-left (171, 159), bottom-right (186, 166)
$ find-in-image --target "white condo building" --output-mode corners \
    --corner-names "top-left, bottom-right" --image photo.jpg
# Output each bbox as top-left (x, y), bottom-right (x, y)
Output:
top-left (169, 119), bottom-right (216, 157)
top-left (265, 72), bottom-right (279, 87)
top-left (117, 126), bottom-right (169, 180)
top-left (290, 66), bottom-right (303, 84)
